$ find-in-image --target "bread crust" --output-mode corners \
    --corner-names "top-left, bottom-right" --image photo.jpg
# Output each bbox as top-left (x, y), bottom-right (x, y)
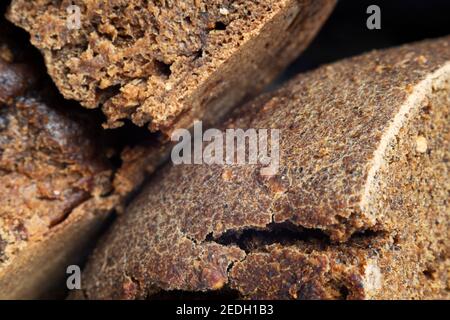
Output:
top-left (7, 0), bottom-right (336, 133)
top-left (73, 36), bottom-right (450, 300)
top-left (0, 21), bottom-right (156, 299)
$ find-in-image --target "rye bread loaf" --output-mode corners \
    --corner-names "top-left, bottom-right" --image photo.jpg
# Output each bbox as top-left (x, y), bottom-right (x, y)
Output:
top-left (72, 36), bottom-right (450, 300)
top-left (6, 0), bottom-right (336, 133)
top-left (0, 20), bottom-right (155, 299)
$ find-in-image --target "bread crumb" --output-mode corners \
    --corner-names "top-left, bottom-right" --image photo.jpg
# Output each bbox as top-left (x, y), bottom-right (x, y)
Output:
top-left (416, 136), bottom-right (428, 153)
top-left (222, 169), bottom-right (233, 181)
top-left (219, 8), bottom-right (230, 15)
top-left (0, 45), bottom-right (13, 62)
top-left (375, 65), bottom-right (385, 73)
top-left (267, 177), bottom-right (286, 195)
top-left (364, 262), bottom-right (382, 293)
top-left (417, 55), bottom-right (428, 64)
top-left (202, 268), bottom-right (226, 290)
top-left (405, 83), bottom-right (414, 93)
top-left (24, 215), bottom-right (48, 238)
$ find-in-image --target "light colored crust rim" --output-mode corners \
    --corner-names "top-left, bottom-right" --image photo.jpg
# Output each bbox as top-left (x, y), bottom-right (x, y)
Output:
top-left (361, 62), bottom-right (450, 219)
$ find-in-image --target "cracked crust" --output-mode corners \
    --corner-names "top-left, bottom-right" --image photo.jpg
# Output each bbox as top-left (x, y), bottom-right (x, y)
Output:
top-left (73, 36), bottom-right (449, 300)
top-left (7, 0), bottom-right (336, 133)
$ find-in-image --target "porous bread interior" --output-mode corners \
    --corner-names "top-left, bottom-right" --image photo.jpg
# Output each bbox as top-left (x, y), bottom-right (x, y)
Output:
top-left (7, 0), bottom-right (334, 132)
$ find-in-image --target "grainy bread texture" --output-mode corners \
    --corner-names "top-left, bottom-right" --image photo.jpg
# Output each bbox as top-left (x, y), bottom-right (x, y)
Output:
top-left (0, 20), bottom-right (154, 299)
top-left (7, 0), bottom-right (336, 133)
top-left (73, 37), bottom-right (450, 300)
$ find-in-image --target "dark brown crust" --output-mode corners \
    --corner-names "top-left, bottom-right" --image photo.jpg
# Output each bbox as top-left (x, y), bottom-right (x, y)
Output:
top-left (0, 36), bottom-right (110, 266)
top-left (0, 20), bottom-right (154, 298)
top-left (7, 0), bottom-right (336, 132)
top-left (73, 36), bottom-right (450, 300)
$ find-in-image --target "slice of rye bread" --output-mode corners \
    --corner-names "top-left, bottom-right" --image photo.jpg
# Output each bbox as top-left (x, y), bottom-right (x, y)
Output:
top-left (6, 0), bottom-right (336, 133)
top-left (71, 36), bottom-right (450, 300)
top-left (0, 21), bottom-right (159, 299)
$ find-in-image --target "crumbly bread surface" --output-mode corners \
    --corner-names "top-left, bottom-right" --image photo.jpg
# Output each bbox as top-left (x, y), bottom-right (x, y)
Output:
top-left (7, 0), bottom-right (335, 133)
top-left (72, 37), bottom-right (450, 300)
top-left (0, 22), bottom-right (155, 298)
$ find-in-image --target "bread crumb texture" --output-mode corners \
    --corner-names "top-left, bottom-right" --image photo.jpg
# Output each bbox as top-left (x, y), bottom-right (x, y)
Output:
top-left (0, 23), bottom-right (160, 298)
top-left (7, 0), bottom-right (336, 132)
top-left (72, 36), bottom-right (450, 300)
